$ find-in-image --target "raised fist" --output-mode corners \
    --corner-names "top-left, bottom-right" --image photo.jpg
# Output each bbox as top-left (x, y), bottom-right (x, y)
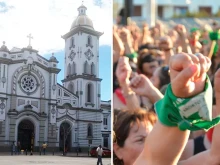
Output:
top-left (159, 36), bottom-right (173, 51)
top-left (174, 24), bottom-right (187, 37)
top-left (120, 28), bottom-right (132, 43)
top-left (130, 74), bottom-right (156, 98)
top-left (170, 52), bottom-right (211, 98)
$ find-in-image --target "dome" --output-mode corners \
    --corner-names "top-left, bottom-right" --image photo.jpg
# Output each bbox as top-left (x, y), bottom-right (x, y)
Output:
top-left (49, 53), bottom-right (58, 63)
top-left (0, 41), bottom-right (9, 52)
top-left (71, 15), bottom-right (94, 30)
top-left (70, 4), bottom-right (94, 30)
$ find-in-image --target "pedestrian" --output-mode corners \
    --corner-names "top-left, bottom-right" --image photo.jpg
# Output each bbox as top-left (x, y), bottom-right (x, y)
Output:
top-left (42, 142), bottom-right (47, 155)
top-left (96, 145), bottom-right (103, 165)
top-left (14, 141), bottom-right (17, 155)
top-left (11, 141), bottom-right (15, 155)
top-left (17, 141), bottom-right (21, 155)
top-left (88, 144), bottom-right (91, 156)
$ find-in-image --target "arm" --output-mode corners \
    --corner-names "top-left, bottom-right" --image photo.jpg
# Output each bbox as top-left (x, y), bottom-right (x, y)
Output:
top-left (116, 57), bottom-right (140, 111)
top-left (159, 36), bottom-right (174, 65)
top-left (113, 26), bottom-right (125, 63)
top-left (175, 25), bottom-right (192, 54)
top-left (179, 69), bottom-right (220, 165)
top-left (135, 52), bottom-right (211, 165)
top-left (120, 28), bottom-right (135, 55)
top-left (130, 74), bottom-right (164, 104)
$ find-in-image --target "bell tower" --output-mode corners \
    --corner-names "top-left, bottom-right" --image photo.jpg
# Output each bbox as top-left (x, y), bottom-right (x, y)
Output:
top-left (61, 4), bottom-right (103, 110)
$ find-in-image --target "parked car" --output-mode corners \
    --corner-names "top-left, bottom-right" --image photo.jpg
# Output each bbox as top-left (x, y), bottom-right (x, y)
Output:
top-left (90, 147), bottom-right (111, 157)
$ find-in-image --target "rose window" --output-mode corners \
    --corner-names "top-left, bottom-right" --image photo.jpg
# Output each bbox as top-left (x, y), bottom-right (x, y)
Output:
top-left (21, 75), bottom-right (37, 93)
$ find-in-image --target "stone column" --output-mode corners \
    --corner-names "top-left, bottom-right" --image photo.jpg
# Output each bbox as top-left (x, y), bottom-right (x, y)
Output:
top-left (39, 120), bottom-right (45, 150)
top-left (0, 121), bottom-right (6, 147)
top-left (10, 95), bottom-right (16, 110)
top-left (47, 124), bottom-right (57, 151)
top-left (9, 118), bottom-right (16, 142)
top-left (40, 99), bottom-right (46, 113)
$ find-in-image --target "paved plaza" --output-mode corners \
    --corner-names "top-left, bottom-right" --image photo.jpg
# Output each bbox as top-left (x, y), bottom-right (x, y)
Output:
top-left (0, 155), bottom-right (111, 165)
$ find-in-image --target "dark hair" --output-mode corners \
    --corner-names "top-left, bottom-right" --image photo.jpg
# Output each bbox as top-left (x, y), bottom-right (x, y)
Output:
top-left (137, 54), bottom-right (157, 73)
top-left (113, 109), bottom-right (157, 165)
top-left (158, 66), bottom-right (170, 90)
top-left (113, 62), bottom-right (120, 93)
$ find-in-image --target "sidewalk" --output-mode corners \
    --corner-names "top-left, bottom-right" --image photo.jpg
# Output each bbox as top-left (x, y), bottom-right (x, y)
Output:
top-left (0, 152), bottom-right (92, 157)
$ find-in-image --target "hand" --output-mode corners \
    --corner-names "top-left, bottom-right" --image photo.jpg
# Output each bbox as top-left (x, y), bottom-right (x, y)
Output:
top-left (116, 56), bottom-right (132, 87)
top-left (113, 30), bottom-right (125, 56)
top-left (130, 74), bottom-right (156, 97)
top-left (170, 52), bottom-right (211, 98)
top-left (174, 24), bottom-right (187, 37)
top-left (120, 28), bottom-right (132, 44)
top-left (159, 36), bottom-right (173, 51)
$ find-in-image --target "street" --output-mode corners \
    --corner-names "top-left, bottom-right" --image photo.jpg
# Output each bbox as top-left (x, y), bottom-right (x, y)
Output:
top-left (0, 155), bottom-right (111, 165)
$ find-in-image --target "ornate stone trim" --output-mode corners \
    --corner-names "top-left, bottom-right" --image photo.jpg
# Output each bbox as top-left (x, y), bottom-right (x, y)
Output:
top-left (84, 49), bottom-right (94, 60)
top-left (85, 102), bottom-right (95, 107)
top-left (12, 65), bottom-right (45, 97)
top-left (68, 50), bottom-right (76, 61)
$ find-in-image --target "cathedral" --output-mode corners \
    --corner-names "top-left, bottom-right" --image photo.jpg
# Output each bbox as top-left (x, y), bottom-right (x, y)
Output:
top-left (0, 4), bottom-right (111, 152)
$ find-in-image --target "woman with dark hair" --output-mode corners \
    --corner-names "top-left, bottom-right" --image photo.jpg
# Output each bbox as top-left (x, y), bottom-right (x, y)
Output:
top-left (150, 65), bottom-right (170, 94)
top-left (113, 109), bottom-right (157, 165)
top-left (137, 52), bottom-right (159, 78)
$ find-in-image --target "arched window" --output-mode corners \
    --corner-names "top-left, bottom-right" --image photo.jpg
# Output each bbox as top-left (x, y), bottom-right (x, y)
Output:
top-left (86, 36), bottom-right (93, 48)
top-left (84, 61), bottom-right (89, 74)
top-left (71, 62), bottom-right (76, 75)
top-left (68, 83), bottom-right (74, 93)
top-left (67, 64), bottom-right (71, 76)
top-left (87, 123), bottom-right (93, 137)
top-left (69, 37), bottom-right (75, 49)
top-left (87, 83), bottom-right (93, 103)
top-left (91, 62), bottom-right (95, 75)
top-left (88, 36), bottom-right (92, 45)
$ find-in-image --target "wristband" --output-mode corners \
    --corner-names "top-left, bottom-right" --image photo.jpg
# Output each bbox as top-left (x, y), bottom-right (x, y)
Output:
top-left (126, 52), bottom-right (138, 59)
top-left (155, 76), bottom-right (220, 131)
top-left (209, 31), bottom-right (220, 41)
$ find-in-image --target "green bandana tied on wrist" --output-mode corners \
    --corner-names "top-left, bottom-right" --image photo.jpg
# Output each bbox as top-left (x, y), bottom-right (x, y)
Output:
top-left (155, 76), bottom-right (220, 131)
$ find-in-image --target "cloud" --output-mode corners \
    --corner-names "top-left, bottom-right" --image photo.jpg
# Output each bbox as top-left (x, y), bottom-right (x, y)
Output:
top-left (0, 0), bottom-right (112, 55)
top-left (0, 1), bottom-right (14, 13)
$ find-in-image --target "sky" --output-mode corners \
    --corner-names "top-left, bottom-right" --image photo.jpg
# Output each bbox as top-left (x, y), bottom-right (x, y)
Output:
top-left (0, 0), bottom-right (112, 101)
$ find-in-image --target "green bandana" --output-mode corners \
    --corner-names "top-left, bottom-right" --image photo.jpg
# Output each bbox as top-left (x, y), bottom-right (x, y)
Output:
top-left (155, 76), bottom-right (220, 131)
top-left (190, 28), bottom-right (199, 33)
top-left (126, 52), bottom-right (138, 59)
top-left (209, 31), bottom-right (220, 41)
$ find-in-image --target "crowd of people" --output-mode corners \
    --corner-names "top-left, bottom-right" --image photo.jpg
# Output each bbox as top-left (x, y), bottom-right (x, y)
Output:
top-left (113, 13), bottom-right (220, 165)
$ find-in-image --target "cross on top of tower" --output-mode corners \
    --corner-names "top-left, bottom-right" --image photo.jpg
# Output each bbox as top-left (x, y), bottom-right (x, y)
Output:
top-left (27, 33), bottom-right (33, 48)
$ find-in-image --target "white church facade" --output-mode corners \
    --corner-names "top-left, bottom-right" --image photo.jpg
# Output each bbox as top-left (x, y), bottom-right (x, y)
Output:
top-left (0, 4), bottom-right (111, 152)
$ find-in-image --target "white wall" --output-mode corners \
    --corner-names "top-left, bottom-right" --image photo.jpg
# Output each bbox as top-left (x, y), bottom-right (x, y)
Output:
top-left (114, 0), bottom-right (220, 20)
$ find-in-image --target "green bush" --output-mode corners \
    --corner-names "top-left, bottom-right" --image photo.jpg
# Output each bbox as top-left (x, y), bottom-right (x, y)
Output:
top-left (173, 10), bottom-right (211, 18)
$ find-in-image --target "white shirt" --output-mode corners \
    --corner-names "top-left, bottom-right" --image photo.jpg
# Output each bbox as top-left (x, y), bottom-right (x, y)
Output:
top-left (96, 147), bottom-right (103, 156)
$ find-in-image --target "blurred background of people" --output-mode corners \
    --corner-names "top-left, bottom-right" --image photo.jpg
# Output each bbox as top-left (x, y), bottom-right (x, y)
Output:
top-left (113, 0), bottom-right (220, 164)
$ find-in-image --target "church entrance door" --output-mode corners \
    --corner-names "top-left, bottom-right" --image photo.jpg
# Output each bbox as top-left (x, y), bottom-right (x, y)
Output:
top-left (18, 120), bottom-right (35, 151)
top-left (59, 122), bottom-right (71, 152)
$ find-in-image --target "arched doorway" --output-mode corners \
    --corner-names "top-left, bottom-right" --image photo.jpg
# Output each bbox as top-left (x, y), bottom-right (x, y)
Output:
top-left (17, 120), bottom-right (35, 151)
top-left (59, 122), bottom-right (72, 152)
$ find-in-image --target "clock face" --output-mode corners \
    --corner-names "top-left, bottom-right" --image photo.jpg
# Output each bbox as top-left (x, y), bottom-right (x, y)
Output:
top-left (84, 49), bottom-right (94, 60)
